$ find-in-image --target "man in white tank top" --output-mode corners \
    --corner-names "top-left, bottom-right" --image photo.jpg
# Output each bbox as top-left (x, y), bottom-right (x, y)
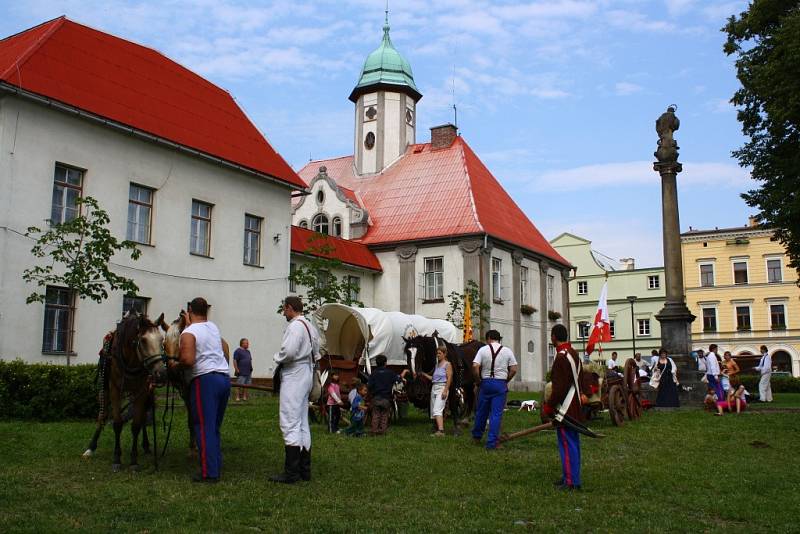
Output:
top-left (171, 297), bottom-right (230, 483)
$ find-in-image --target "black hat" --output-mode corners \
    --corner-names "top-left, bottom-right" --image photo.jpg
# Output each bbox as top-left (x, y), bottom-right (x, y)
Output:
top-left (486, 329), bottom-right (502, 341)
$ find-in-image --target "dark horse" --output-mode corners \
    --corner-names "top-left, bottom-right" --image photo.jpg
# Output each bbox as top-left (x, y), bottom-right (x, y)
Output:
top-left (403, 334), bottom-right (483, 433)
top-left (83, 312), bottom-right (166, 471)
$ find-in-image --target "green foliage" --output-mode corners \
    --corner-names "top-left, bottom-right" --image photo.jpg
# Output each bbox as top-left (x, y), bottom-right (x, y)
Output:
top-left (286, 233), bottom-right (364, 313)
top-left (23, 196), bottom-right (142, 303)
top-left (0, 360), bottom-right (97, 420)
top-left (446, 279), bottom-right (491, 330)
top-left (739, 374), bottom-right (800, 394)
top-left (723, 2), bottom-right (800, 280)
top-left (520, 304), bottom-right (537, 316)
top-left (547, 310), bottom-right (562, 321)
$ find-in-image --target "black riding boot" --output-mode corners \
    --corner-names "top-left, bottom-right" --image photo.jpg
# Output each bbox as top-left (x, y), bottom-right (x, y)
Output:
top-left (299, 447), bottom-right (311, 481)
top-left (269, 446), bottom-right (301, 484)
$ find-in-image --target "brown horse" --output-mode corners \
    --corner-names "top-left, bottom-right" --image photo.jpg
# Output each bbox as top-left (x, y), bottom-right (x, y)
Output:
top-left (83, 312), bottom-right (166, 471)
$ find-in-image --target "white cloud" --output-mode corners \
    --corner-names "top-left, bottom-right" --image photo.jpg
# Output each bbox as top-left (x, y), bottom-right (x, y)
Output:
top-left (709, 97), bottom-right (735, 114)
top-left (615, 81), bottom-right (643, 95)
top-left (531, 160), bottom-right (752, 192)
top-left (606, 9), bottom-right (677, 32)
top-left (664, 0), bottom-right (696, 17)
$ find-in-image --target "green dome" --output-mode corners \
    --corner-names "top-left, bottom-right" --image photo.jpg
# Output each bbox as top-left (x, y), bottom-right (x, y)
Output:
top-left (348, 19), bottom-right (421, 103)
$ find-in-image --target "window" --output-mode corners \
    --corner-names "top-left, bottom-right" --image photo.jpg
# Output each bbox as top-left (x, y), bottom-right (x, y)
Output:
top-left (42, 287), bottom-right (75, 353)
top-left (520, 266), bottom-right (529, 304)
top-left (51, 163), bottom-right (83, 225)
top-left (316, 270), bottom-right (331, 289)
top-left (190, 200), bottom-right (212, 256)
top-left (289, 263), bottom-right (297, 293)
top-left (424, 257), bottom-right (444, 301)
top-left (298, 220), bottom-right (308, 229)
top-left (547, 274), bottom-right (555, 309)
top-left (312, 213), bottom-right (329, 235)
top-left (733, 261), bottom-right (749, 284)
top-left (736, 305), bottom-right (751, 331)
top-left (347, 275), bottom-right (361, 302)
top-left (770, 304), bottom-right (786, 330)
top-left (648, 275), bottom-right (660, 289)
top-left (767, 258), bottom-right (783, 283)
top-left (316, 189), bottom-right (325, 204)
top-left (127, 184), bottom-right (153, 244)
top-left (332, 216), bottom-right (343, 237)
top-left (527, 340), bottom-right (534, 353)
top-left (243, 214), bottom-right (262, 266)
top-left (609, 320), bottom-right (616, 338)
top-left (577, 322), bottom-right (591, 338)
top-left (702, 307), bottom-right (717, 332)
top-left (700, 264), bottom-right (715, 287)
top-left (492, 257), bottom-right (503, 302)
top-left (637, 319), bottom-right (651, 336)
top-left (577, 281), bottom-right (588, 295)
top-left (122, 296), bottom-right (149, 317)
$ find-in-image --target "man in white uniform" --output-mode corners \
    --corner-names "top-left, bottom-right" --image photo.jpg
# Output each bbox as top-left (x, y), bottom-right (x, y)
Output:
top-left (471, 330), bottom-right (517, 450)
top-left (754, 345), bottom-right (773, 402)
top-left (270, 296), bottom-right (319, 483)
top-left (606, 352), bottom-right (619, 371)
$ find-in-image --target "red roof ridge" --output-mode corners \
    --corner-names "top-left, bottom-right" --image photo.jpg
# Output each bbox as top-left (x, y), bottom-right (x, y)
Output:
top-left (0, 16), bottom-right (64, 81)
top-left (307, 154), bottom-right (353, 165)
top-left (456, 137), bottom-right (485, 233)
top-left (291, 226), bottom-right (382, 271)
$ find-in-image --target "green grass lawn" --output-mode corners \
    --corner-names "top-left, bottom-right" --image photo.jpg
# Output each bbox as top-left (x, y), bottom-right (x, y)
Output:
top-left (2, 392), bottom-right (799, 533)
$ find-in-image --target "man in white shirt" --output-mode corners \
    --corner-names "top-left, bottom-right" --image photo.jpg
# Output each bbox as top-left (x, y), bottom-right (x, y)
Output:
top-left (706, 344), bottom-right (725, 400)
top-left (754, 345), bottom-right (773, 402)
top-left (606, 352), bottom-right (619, 371)
top-left (471, 330), bottom-right (518, 450)
top-left (270, 296), bottom-right (320, 484)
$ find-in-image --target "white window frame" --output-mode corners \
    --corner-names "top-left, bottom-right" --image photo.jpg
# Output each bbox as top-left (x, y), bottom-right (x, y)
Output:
top-left (699, 262), bottom-right (715, 287)
top-left (609, 319), bottom-right (616, 338)
top-left (637, 318), bottom-right (651, 337)
top-left (577, 280), bottom-right (588, 295)
top-left (577, 322), bottom-right (590, 339)
top-left (767, 300), bottom-right (787, 330)
top-left (765, 256), bottom-right (784, 284)
top-left (520, 266), bottom-right (529, 305)
top-left (127, 183), bottom-right (154, 245)
top-left (701, 306), bottom-right (718, 333)
top-left (547, 343), bottom-right (556, 369)
top-left (647, 275), bottom-right (660, 290)
top-left (492, 257), bottom-right (503, 303)
top-left (546, 273), bottom-right (555, 309)
top-left (51, 163), bottom-right (84, 226)
top-left (298, 219), bottom-right (309, 229)
top-left (731, 259), bottom-right (749, 285)
top-left (332, 216), bottom-right (343, 237)
top-left (347, 275), bottom-right (361, 302)
top-left (734, 303), bottom-right (752, 332)
top-left (423, 256), bottom-right (444, 301)
top-left (312, 213), bottom-right (329, 235)
top-left (243, 214), bottom-right (262, 266)
top-left (190, 200), bottom-right (212, 256)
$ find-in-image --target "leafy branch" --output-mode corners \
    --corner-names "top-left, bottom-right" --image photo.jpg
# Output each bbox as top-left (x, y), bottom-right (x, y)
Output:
top-left (446, 279), bottom-right (491, 330)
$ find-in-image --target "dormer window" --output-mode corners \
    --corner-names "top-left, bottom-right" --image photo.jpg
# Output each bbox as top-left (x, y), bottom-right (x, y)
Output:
top-left (332, 216), bottom-right (343, 237)
top-left (312, 213), bottom-right (329, 235)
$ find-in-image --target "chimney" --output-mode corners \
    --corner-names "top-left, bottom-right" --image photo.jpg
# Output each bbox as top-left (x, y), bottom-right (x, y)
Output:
top-left (748, 215), bottom-right (758, 227)
top-left (619, 257), bottom-right (635, 271)
top-left (430, 123), bottom-right (458, 149)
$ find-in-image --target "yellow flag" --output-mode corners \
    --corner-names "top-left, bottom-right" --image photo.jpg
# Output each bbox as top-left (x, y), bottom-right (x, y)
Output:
top-left (463, 292), bottom-right (473, 342)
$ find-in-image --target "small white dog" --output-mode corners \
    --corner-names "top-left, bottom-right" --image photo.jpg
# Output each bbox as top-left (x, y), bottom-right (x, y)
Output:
top-left (519, 400), bottom-right (539, 412)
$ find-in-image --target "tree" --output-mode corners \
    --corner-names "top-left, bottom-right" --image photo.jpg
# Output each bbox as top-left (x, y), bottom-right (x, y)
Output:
top-left (23, 196), bottom-right (141, 303)
top-left (446, 280), bottom-right (491, 331)
top-left (286, 233), bottom-right (364, 314)
top-left (723, 2), bottom-right (800, 279)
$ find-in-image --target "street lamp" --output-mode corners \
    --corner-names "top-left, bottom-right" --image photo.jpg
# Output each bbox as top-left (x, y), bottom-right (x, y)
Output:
top-left (627, 296), bottom-right (638, 359)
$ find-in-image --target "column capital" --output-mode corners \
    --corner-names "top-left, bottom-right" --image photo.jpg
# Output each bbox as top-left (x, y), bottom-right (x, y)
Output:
top-left (512, 250), bottom-right (524, 265)
top-left (653, 161), bottom-right (683, 175)
top-left (539, 260), bottom-right (551, 275)
top-left (396, 245), bottom-right (418, 263)
top-left (458, 239), bottom-right (484, 256)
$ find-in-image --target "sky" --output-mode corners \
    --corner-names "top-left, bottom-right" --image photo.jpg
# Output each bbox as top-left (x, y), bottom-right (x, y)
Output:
top-left (1, 0), bottom-right (754, 268)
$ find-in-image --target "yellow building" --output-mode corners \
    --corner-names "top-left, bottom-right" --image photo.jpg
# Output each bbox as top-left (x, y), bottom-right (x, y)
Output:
top-left (681, 222), bottom-right (799, 376)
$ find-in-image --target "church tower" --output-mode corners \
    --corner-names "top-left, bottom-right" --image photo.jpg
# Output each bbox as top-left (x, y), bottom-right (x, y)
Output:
top-left (349, 13), bottom-right (422, 176)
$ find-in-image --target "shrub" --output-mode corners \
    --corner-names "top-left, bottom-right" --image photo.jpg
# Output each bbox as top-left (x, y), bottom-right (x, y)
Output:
top-left (739, 374), bottom-right (800, 394)
top-left (0, 360), bottom-right (98, 420)
top-left (548, 310), bottom-right (562, 321)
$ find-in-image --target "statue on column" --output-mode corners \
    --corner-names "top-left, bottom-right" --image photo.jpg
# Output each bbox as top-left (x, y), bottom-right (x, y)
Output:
top-left (654, 106), bottom-right (680, 164)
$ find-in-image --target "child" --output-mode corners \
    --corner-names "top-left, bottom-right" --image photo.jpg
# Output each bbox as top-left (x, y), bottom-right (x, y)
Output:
top-left (704, 388), bottom-right (718, 413)
top-left (326, 373), bottom-right (344, 433)
top-left (345, 384), bottom-right (368, 437)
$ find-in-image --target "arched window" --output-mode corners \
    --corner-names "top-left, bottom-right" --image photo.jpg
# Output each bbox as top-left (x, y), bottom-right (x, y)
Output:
top-left (332, 216), bottom-right (342, 237)
top-left (298, 219), bottom-right (308, 229)
top-left (312, 213), bottom-right (329, 235)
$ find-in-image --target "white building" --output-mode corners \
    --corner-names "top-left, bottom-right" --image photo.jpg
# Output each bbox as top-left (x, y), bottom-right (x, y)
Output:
top-left (289, 18), bottom-right (571, 389)
top-left (0, 17), bottom-right (305, 377)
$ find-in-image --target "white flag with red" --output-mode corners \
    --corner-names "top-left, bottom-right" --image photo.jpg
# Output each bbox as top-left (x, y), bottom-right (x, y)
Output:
top-left (585, 281), bottom-right (611, 355)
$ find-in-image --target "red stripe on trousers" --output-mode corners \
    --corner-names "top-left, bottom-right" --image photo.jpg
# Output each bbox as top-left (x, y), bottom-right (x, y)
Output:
top-left (560, 427), bottom-right (572, 486)
top-left (195, 379), bottom-right (208, 478)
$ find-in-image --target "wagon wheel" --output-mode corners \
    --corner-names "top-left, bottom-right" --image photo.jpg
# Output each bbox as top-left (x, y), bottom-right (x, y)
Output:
top-left (626, 392), bottom-right (642, 420)
top-left (608, 384), bottom-right (625, 426)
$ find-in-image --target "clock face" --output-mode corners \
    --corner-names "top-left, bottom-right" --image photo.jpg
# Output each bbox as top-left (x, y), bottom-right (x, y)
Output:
top-left (364, 131), bottom-right (375, 150)
top-left (405, 108), bottom-right (414, 125)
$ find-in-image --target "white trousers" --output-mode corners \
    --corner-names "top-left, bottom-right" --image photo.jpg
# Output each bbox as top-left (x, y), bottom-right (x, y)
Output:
top-left (759, 373), bottom-right (773, 402)
top-left (279, 363), bottom-right (312, 449)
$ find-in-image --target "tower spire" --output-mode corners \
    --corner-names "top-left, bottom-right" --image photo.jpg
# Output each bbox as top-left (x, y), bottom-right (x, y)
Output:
top-left (383, 1), bottom-right (390, 39)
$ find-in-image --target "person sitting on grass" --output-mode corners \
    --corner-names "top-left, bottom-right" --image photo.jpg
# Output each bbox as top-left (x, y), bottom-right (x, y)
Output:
top-left (326, 372), bottom-right (344, 433)
top-left (704, 388), bottom-right (718, 413)
top-left (345, 383), bottom-right (369, 437)
top-left (715, 384), bottom-right (748, 415)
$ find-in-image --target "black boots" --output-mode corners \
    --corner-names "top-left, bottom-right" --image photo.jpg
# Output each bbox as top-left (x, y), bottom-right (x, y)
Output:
top-left (299, 447), bottom-right (311, 481)
top-left (269, 445), bottom-right (302, 484)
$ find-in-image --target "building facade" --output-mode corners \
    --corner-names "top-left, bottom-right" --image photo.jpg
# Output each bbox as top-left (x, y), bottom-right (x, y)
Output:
top-left (0, 18), bottom-right (305, 377)
top-left (551, 233), bottom-right (666, 362)
top-left (681, 223), bottom-right (800, 376)
top-left (290, 18), bottom-right (570, 389)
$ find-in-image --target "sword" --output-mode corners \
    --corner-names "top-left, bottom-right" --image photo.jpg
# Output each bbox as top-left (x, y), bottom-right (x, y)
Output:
top-left (498, 416), bottom-right (603, 444)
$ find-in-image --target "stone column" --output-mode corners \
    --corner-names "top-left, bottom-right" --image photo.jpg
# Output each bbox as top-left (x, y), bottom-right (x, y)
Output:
top-left (539, 261), bottom-right (550, 383)
top-left (652, 106), bottom-right (702, 403)
top-left (396, 245), bottom-right (417, 314)
top-left (511, 251), bottom-right (523, 381)
top-left (459, 239), bottom-right (483, 341)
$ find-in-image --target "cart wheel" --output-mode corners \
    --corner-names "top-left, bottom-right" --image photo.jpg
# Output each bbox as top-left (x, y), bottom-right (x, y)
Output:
top-left (626, 392), bottom-right (642, 420)
top-left (608, 385), bottom-right (625, 426)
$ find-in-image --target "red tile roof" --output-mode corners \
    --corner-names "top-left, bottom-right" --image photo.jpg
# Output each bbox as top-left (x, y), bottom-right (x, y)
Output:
top-left (291, 226), bottom-right (382, 272)
top-left (298, 137), bottom-right (568, 266)
top-left (0, 17), bottom-right (305, 189)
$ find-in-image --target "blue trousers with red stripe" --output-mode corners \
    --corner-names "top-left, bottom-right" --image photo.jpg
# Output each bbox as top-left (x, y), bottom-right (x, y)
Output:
top-left (556, 426), bottom-right (581, 487)
top-left (708, 374), bottom-right (725, 400)
top-left (471, 378), bottom-right (507, 449)
top-left (190, 372), bottom-right (230, 479)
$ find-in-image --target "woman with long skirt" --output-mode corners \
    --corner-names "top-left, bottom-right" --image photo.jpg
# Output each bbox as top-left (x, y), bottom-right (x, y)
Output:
top-left (655, 348), bottom-right (680, 408)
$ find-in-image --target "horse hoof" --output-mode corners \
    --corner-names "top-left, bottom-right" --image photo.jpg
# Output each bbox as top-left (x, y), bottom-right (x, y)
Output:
top-left (112, 464), bottom-right (121, 473)
top-left (82, 449), bottom-right (94, 458)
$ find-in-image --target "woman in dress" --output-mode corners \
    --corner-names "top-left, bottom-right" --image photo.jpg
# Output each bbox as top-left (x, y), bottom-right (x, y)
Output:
top-left (722, 351), bottom-right (740, 391)
top-left (417, 345), bottom-right (452, 436)
top-left (654, 348), bottom-right (680, 408)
